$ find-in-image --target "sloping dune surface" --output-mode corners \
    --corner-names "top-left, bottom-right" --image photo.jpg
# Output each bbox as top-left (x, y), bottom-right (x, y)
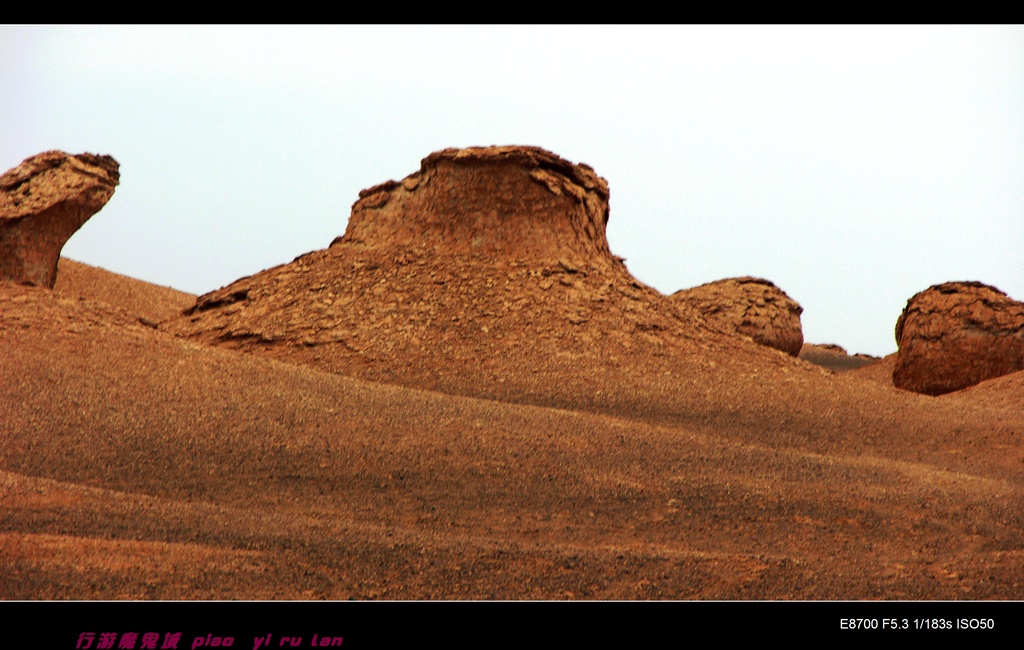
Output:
top-left (54, 257), bottom-right (195, 323)
top-left (2, 280), bottom-right (1023, 599)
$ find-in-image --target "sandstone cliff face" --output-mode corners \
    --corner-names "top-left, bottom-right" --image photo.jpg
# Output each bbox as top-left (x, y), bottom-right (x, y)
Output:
top-left (339, 146), bottom-right (613, 264)
top-left (893, 281), bottom-right (1024, 395)
top-left (0, 151), bottom-right (119, 287)
top-left (671, 277), bottom-right (804, 356)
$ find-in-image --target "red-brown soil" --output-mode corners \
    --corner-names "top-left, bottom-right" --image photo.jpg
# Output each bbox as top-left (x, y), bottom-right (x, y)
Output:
top-left (938, 369), bottom-right (1024, 415)
top-left (845, 353), bottom-right (897, 386)
top-left (4, 279), bottom-right (1023, 599)
top-left (2, 147), bottom-right (1021, 600)
top-left (54, 257), bottom-right (195, 324)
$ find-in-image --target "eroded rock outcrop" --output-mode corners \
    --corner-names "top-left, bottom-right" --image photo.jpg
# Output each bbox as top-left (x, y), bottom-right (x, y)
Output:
top-left (173, 146), bottom-right (666, 347)
top-left (169, 146), bottom-right (782, 400)
top-left (671, 277), bottom-right (804, 356)
top-left (893, 281), bottom-right (1024, 395)
top-left (338, 146), bottom-right (613, 264)
top-left (0, 151), bottom-right (119, 288)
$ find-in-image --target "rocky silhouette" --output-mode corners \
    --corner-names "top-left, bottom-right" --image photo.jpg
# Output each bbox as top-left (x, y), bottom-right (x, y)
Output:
top-left (0, 151), bottom-right (119, 288)
top-left (893, 281), bottom-right (1024, 395)
top-left (167, 145), bottom-right (739, 407)
top-left (671, 277), bottom-right (804, 356)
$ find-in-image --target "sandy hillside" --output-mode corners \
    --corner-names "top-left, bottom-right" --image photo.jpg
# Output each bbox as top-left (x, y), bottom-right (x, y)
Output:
top-left (938, 370), bottom-right (1024, 414)
top-left (53, 257), bottom-right (195, 323)
top-left (2, 146), bottom-right (1021, 599)
top-left (4, 281), bottom-right (1023, 599)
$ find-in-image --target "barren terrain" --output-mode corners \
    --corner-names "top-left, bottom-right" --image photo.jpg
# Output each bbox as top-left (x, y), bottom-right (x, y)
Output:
top-left (2, 146), bottom-right (1021, 600)
top-left (2, 259), bottom-right (1021, 600)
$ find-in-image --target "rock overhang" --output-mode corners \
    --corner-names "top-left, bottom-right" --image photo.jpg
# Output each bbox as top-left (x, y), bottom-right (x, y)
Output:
top-left (0, 151), bottom-right (120, 288)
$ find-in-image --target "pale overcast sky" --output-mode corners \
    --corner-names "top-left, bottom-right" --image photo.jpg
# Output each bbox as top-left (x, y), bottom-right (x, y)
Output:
top-left (3, 25), bottom-right (1022, 357)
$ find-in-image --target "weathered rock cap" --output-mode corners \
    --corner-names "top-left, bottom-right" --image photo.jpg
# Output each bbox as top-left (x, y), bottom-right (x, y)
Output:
top-left (337, 146), bottom-right (613, 263)
top-left (1, 150), bottom-right (120, 287)
top-left (893, 281), bottom-right (1024, 395)
top-left (671, 276), bottom-right (804, 356)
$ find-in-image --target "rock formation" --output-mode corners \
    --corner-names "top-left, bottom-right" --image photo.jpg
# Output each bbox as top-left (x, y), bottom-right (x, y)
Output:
top-left (169, 145), bottom-right (778, 403)
top-left (339, 146), bottom-right (612, 263)
top-left (0, 151), bottom-right (119, 288)
top-left (798, 343), bottom-right (878, 373)
top-left (893, 281), bottom-right (1024, 395)
top-left (171, 145), bottom-right (667, 351)
top-left (54, 258), bottom-right (196, 325)
top-left (671, 277), bottom-right (804, 356)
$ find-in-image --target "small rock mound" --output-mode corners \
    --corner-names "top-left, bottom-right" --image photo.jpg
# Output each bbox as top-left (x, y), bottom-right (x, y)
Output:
top-left (0, 151), bottom-right (120, 287)
top-left (671, 277), bottom-right (804, 356)
top-left (339, 146), bottom-right (612, 263)
top-left (799, 343), bottom-right (879, 373)
top-left (893, 281), bottom-right (1024, 395)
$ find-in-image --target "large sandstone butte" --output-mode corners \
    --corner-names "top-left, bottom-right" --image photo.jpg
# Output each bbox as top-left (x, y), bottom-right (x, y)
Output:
top-left (671, 277), bottom-right (804, 356)
top-left (168, 145), bottom-right (783, 408)
top-left (0, 151), bottom-right (119, 288)
top-left (342, 146), bottom-right (613, 262)
top-left (893, 281), bottom-right (1024, 395)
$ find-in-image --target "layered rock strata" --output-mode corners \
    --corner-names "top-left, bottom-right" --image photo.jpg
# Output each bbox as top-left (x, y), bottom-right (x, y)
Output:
top-left (167, 146), bottom-right (796, 413)
top-left (340, 146), bottom-right (613, 262)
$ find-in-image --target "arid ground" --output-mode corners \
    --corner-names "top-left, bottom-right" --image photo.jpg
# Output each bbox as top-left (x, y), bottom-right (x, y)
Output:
top-left (2, 256), bottom-right (1021, 600)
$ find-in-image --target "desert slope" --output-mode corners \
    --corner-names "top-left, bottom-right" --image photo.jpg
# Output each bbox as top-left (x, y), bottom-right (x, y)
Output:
top-left (54, 257), bottom-right (195, 323)
top-left (2, 146), bottom-right (1022, 600)
top-left (3, 276), bottom-right (1023, 599)
top-left (165, 147), bottom-right (1023, 483)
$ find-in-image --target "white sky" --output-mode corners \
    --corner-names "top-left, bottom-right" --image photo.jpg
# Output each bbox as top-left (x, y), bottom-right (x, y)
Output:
top-left (3, 25), bottom-right (1022, 357)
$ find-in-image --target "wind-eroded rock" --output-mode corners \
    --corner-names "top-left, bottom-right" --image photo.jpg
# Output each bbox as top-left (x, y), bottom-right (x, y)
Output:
top-left (671, 277), bottom-right (804, 356)
top-left (338, 145), bottom-right (613, 263)
top-left (0, 151), bottom-right (119, 288)
top-left (169, 145), bottom-right (757, 398)
top-left (893, 281), bottom-right (1024, 396)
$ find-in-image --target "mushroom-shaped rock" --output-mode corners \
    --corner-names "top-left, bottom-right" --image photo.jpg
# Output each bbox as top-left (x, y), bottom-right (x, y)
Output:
top-left (167, 145), bottom-right (710, 383)
top-left (338, 145), bottom-right (612, 264)
top-left (671, 277), bottom-right (804, 356)
top-left (0, 151), bottom-right (120, 288)
top-left (893, 281), bottom-right (1024, 395)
